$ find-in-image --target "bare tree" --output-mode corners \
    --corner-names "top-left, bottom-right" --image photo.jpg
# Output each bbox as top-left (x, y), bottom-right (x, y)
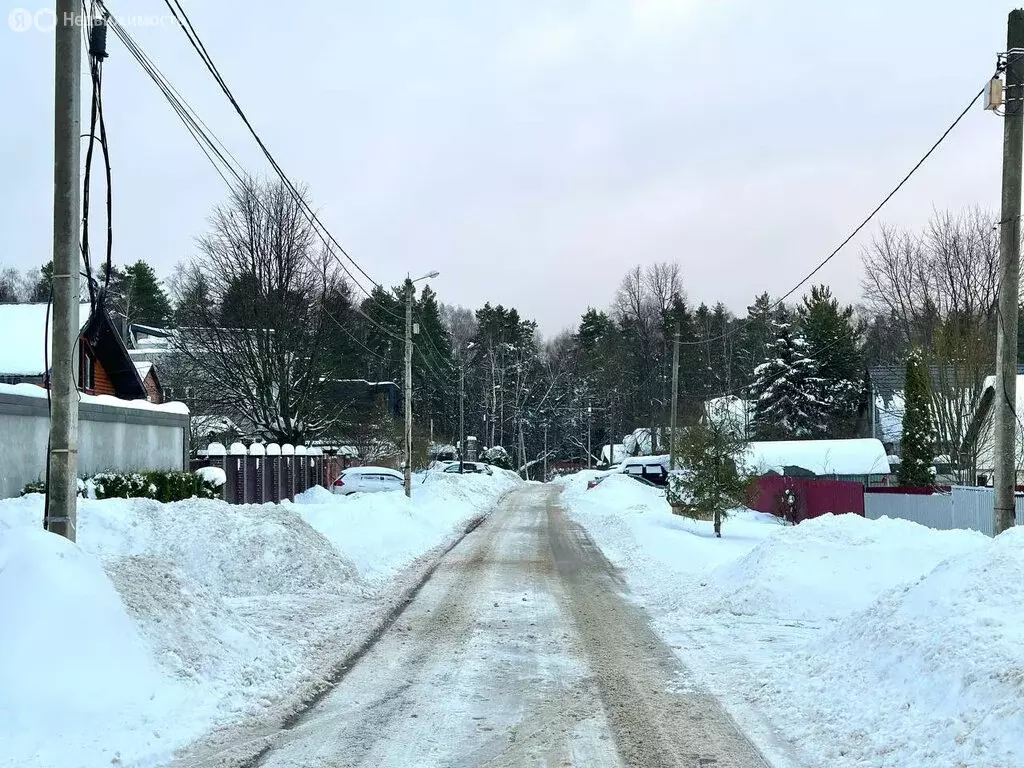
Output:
top-left (169, 178), bottom-right (344, 444)
top-left (861, 208), bottom-right (999, 480)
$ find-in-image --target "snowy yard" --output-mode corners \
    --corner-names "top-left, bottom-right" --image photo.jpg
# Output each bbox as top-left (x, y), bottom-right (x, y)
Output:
top-left (556, 471), bottom-right (1024, 768)
top-left (0, 470), bottom-right (519, 768)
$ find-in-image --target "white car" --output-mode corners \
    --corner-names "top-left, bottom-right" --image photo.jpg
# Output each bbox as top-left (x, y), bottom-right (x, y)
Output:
top-left (442, 461), bottom-right (493, 475)
top-left (331, 466), bottom-right (404, 495)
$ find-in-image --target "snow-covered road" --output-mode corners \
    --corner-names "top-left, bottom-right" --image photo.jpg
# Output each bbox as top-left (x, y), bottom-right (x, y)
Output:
top-left (251, 484), bottom-right (768, 768)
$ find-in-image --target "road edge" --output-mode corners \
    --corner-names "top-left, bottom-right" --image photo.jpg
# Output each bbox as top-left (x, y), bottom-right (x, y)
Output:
top-left (167, 490), bottom-right (512, 768)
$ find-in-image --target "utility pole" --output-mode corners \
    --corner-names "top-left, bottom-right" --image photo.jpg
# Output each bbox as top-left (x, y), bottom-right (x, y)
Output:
top-left (543, 422), bottom-right (548, 482)
top-left (586, 404), bottom-right (592, 469)
top-left (46, 0), bottom-right (83, 541)
top-left (459, 361), bottom-right (465, 474)
top-left (404, 280), bottom-right (414, 497)
top-left (669, 321), bottom-right (681, 470)
top-left (994, 9), bottom-right (1024, 536)
top-left (401, 270), bottom-right (439, 496)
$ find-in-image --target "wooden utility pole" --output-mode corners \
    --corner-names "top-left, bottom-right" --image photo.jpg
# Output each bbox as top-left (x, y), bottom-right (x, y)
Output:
top-left (404, 280), bottom-right (414, 497)
top-left (46, 0), bottom-right (82, 541)
top-left (994, 9), bottom-right (1024, 536)
top-left (669, 322), bottom-right (681, 470)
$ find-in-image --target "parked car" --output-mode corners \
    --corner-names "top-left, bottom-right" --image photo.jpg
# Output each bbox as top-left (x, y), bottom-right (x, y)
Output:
top-left (587, 456), bottom-right (671, 490)
top-left (332, 466), bottom-right (404, 495)
top-left (443, 461), bottom-right (493, 475)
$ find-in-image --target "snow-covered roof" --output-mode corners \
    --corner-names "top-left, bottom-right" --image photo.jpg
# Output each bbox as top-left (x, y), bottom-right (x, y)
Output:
top-left (744, 438), bottom-right (891, 477)
top-left (133, 361), bottom-right (153, 380)
top-left (0, 302), bottom-right (92, 375)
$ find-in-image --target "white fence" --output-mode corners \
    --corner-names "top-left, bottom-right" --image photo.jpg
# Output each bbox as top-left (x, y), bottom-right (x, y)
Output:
top-left (865, 486), bottom-right (1024, 537)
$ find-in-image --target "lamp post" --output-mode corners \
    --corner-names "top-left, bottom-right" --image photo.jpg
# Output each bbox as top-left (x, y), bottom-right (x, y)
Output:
top-left (405, 270), bottom-right (440, 497)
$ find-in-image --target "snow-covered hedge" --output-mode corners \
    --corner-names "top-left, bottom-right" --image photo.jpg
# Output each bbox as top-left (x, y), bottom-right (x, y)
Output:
top-left (23, 471), bottom-right (220, 503)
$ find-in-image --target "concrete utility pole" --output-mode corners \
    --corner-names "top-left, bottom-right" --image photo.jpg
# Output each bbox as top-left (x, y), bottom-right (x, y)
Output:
top-left (994, 9), bottom-right (1024, 536)
top-left (459, 361), bottom-right (465, 474)
top-left (403, 271), bottom-right (439, 497)
top-left (47, 0), bottom-right (83, 541)
top-left (669, 322), bottom-right (681, 470)
top-left (586, 404), bottom-right (592, 469)
top-left (543, 422), bottom-right (548, 482)
top-left (404, 280), bottom-right (414, 497)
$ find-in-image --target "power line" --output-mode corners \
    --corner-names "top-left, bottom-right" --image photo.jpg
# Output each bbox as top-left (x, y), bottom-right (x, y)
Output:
top-left (677, 77), bottom-right (991, 348)
top-left (152, 0), bottom-right (392, 303)
top-left (100, 0), bottom-right (412, 350)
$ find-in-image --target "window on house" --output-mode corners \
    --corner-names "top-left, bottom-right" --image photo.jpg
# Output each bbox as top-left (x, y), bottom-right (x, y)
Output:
top-left (80, 347), bottom-right (95, 391)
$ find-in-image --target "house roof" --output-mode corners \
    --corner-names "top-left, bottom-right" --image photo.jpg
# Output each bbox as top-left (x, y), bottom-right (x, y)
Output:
top-left (0, 302), bottom-right (92, 375)
top-left (870, 363), bottom-right (1024, 400)
top-left (744, 438), bottom-right (891, 477)
top-left (134, 361), bottom-right (153, 380)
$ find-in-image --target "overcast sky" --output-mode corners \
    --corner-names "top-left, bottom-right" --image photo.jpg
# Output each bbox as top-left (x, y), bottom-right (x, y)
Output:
top-left (0, 0), bottom-right (1014, 334)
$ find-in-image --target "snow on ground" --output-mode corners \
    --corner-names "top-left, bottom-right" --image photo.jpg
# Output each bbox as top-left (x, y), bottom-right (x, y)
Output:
top-left (555, 471), bottom-right (1013, 768)
top-left (0, 470), bottom-right (519, 768)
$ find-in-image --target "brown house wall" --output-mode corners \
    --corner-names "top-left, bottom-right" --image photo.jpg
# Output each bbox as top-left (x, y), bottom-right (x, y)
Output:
top-left (91, 357), bottom-right (116, 397)
top-left (143, 371), bottom-right (161, 403)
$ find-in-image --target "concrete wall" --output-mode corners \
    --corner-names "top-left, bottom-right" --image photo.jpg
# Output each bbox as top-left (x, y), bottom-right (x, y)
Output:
top-left (0, 388), bottom-right (188, 498)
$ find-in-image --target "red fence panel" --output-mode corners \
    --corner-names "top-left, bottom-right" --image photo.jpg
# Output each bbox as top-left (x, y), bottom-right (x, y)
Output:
top-left (749, 476), bottom-right (864, 521)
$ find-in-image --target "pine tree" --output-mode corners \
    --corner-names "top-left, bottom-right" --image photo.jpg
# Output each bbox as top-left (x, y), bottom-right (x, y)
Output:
top-left (749, 320), bottom-right (827, 440)
top-left (27, 262), bottom-right (54, 303)
top-left (667, 420), bottom-right (749, 537)
top-left (898, 349), bottom-right (934, 486)
top-left (797, 285), bottom-right (864, 437)
top-left (121, 261), bottom-right (174, 327)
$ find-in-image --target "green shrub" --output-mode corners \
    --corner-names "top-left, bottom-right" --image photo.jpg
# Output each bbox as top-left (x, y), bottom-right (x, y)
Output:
top-left (20, 480), bottom-right (47, 496)
top-left (25, 470), bottom-right (219, 502)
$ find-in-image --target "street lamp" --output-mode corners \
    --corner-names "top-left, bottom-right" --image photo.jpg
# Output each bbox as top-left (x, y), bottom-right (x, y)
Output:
top-left (405, 270), bottom-right (440, 497)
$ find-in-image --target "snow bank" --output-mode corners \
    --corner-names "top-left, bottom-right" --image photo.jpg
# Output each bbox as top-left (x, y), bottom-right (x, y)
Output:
top-left (0, 471), bottom-right (519, 768)
top-left (696, 513), bottom-right (987, 621)
top-left (757, 527), bottom-right (1024, 767)
top-left (294, 471), bottom-right (521, 587)
top-left (557, 470), bottom-right (1013, 767)
top-left (0, 522), bottom-right (191, 768)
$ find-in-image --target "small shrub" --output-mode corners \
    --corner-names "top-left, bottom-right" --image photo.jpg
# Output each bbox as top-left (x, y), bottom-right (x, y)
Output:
top-left (20, 480), bottom-right (47, 496)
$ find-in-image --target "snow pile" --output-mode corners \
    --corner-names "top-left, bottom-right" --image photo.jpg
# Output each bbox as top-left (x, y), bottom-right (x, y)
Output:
top-left (696, 513), bottom-right (987, 621)
top-left (757, 528), bottom-right (1024, 767)
top-left (557, 470), bottom-right (1015, 767)
top-left (295, 470), bottom-right (520, 587)
top-left (0, 470), bottom-right (519, 768)
top-left (0, 521), bottom-right (192, 768)
top-left (564, 473), bottom-right (667, 515)
top-left (195, 465), bottom-right (227, 487)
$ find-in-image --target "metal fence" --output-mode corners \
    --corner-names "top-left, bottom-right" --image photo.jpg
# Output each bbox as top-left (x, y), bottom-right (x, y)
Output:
top-left (201, 442), bottom-right (324, 504)
top-left (865, 486), bottom-right (1024, 537)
